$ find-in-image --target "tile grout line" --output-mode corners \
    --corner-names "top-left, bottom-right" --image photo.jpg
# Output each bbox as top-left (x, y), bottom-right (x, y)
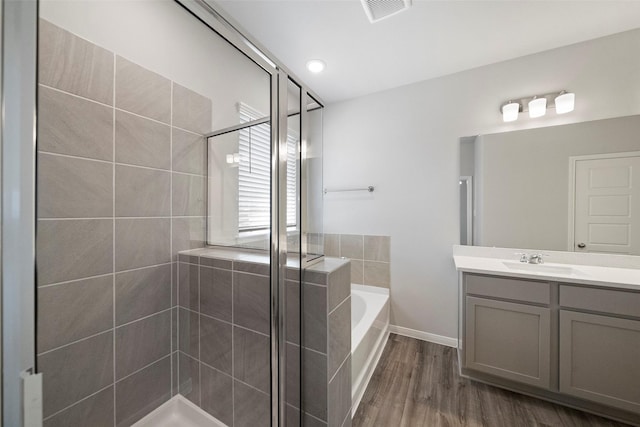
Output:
top-left (115, 354), bottom-right (172, 386)
top-left (328, 293), bottom-right (350, 316)
top-left (181, 304), bottom-right (270, 338)
top-left (112, 50), bottom-right (117, 427)
top-left (198, 249), bottom-right (202, 406)
top-left (37, 329), bottom-right (113, 357)
top-left (38, 272), bottom-right (114, 289)
top-left (37, 309), bottom-right (172, 358)
top-left (171, 80), bottom-right (182, 403)
top-left (179, 350), bottom-right (268, 400)
top-left (177, 262), bottom-right (181, 398)
top-left (301, 280), bottom-right (327, 289)
top-left (328, 350), bottom-right (350, 385)
top-left (37, 150), bottom-right (112, 165)
top-left (115, 161), bottom-right (173, 175)
top-left (42, 383), bottom-right (114, 422)
top-left (231, 265), bottom-right (235, 426)
top-left (37, 150), bottom-right (206, 178)
top-left (39, 83), bottom-right (201, 137)
top-left (171, 169), bottom-right (207, 178)
top-left (360, 234), bottom-right (365, 285)
top-left (232, 269), bottom-right (272, 279)
top-left (39, 83), bottom-right (115, 110)
top-left (116, 307), bottom-right (173, 329)
top-left (340, 405), bottom-right (351, 427)
top-left (38, 261), bottom-right (174, 289)
top-left (170, 76), bottom-right (174, 401)
top-left (325, 263), bottom-right (330, 402)
top-left (38, 215), bottom-right (206, 221)
top-left (198, 358), bottom-right (232, 382)
top-left (304, 409), bottom-right (327, 425)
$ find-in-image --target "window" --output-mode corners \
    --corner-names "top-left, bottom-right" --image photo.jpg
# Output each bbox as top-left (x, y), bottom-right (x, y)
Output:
top-left (238, 103), bottom-right (298, 232)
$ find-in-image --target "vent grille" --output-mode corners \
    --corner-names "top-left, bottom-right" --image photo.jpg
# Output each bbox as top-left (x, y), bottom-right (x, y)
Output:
top-left (361, 0), bottom-right (412, 23)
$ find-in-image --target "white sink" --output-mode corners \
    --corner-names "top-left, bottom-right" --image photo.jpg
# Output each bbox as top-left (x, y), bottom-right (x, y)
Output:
top-left (502, 261), bottom-right (590, 278)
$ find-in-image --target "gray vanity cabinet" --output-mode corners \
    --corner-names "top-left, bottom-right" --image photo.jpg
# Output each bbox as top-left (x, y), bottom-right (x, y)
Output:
top-left (464, 274), bottom-right (552, 389)
top-left (466, 296), bottom-right (551, 388)
top-left (559, 285), bottom-right (640, 413)
top-left (460, 271), bottom-right (640, 424)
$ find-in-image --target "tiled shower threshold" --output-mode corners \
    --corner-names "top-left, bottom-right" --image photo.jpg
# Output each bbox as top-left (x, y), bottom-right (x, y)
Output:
top-left (132, 395), bottom-right (226, 427)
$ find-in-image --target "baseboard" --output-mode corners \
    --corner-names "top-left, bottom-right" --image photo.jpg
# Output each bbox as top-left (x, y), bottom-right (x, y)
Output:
top-left (388, 324), bottom-right (458, 348)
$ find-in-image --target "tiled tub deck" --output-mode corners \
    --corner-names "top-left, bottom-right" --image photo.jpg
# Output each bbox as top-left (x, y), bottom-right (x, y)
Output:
top-left (176, 247), bottom-right (352, 427)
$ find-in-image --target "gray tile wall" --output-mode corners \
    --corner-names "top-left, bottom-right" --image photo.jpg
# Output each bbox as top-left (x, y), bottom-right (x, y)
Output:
top-left (304, 258), bottom-right (351, 427)
top-left (287, 257), bottom-right (352, 427)
top-left (179, 249), bottom-right (352, 427)
top-left (324, 234), bottom-right (391, 289)
top-left (36, 20), bottom-right (210, 427)
top-left (175, 253), bottom-right (271, 426)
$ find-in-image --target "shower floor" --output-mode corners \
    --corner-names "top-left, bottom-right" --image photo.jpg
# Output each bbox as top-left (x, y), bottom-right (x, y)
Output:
top-left (132, 395), bottom-right (226, 427)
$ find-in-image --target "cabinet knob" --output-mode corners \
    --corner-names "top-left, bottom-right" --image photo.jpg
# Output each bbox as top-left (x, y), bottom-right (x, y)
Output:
top-left (577, 243), bottom-right (586, 249)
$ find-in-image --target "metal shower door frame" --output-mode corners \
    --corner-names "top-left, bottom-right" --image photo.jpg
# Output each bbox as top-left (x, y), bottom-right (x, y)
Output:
top-left (174, 1), bottom-right (323, 425)
top-left (2, 0), bottom-right (39, 425)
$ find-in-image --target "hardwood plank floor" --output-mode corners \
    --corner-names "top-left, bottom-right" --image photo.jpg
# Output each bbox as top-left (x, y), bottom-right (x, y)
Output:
top-left (353, 334), bottom-right (631, 427)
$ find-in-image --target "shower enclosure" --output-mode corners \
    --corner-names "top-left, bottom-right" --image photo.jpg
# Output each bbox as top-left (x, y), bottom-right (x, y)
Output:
top-left (2, 0), bottom-right (325, 425)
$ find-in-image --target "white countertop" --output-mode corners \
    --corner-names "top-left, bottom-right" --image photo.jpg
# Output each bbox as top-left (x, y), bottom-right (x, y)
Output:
top-left (453, 246), bottom-right (640, 291)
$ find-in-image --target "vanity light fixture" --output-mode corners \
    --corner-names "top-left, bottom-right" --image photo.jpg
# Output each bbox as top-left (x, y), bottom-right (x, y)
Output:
top-left (306, 59), bottom-right (326, 73)
top-left (500, 90), bottom-right (575, 122)
top-left (555, 91), bottom-right (575, 114)
top-left (528, 96), bottom-right (547, 118)
top-left (501, 101), bottom-right (520, 122)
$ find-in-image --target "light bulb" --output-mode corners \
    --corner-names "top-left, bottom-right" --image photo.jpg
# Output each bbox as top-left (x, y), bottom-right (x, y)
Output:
top-left (502, 102), bottom-right (520, 122)
top-left (528, 97), bottom-right (547, 118)
top-left (226, 154), bottom-right (233, 164)
top-left (555, 91), bottom-right (575, 114)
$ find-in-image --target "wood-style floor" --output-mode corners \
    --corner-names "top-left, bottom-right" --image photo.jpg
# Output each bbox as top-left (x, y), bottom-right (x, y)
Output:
top-left (353, 334), bottom-right (631, 427)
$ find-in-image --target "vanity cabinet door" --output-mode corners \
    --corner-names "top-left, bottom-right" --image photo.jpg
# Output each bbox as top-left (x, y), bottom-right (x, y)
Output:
top-left (465, 296), bottom-right (551, 389)
top-left (559, 310), bottom-right (640, 413)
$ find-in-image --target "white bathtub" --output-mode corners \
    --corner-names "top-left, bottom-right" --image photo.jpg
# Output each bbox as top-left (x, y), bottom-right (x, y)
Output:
top-left (351, 284), bottom-right (390, 416)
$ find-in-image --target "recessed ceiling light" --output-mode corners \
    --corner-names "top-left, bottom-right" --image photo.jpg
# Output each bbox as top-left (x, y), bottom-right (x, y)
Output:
top-left (306, 59), bottom-right (326, 73)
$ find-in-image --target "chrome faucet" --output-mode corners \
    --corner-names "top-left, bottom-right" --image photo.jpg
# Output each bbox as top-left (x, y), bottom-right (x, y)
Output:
top-left (528, 253), bottom-right (546, 264)
top-left (516, 252), bottom-right (548, 264)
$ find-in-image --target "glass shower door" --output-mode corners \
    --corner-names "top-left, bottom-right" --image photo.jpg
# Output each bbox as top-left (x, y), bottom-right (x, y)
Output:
top-left (28, 0), bottom-right (323, 424)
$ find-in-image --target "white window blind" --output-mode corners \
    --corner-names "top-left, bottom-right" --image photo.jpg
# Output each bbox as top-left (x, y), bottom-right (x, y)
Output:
top-left (238, 104), bottom-right (298, 231)
top-left (286, 132), bottom-right (298, 227)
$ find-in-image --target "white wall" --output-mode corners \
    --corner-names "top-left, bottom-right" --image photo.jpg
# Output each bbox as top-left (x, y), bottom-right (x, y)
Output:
top-left (323, 28), bottom-right (640, 340)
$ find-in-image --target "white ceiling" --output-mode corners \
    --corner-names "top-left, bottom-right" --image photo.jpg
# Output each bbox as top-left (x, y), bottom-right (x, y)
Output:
top-left (214, 0), bottom-right (640, 105)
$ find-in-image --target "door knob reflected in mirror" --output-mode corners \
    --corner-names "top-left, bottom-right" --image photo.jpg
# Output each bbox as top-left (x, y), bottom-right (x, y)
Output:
top-left (577, 243), bottom-right (586, 249)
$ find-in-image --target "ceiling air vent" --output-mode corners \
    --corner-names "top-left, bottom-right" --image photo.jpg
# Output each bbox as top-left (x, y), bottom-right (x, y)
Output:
top-left (361, 0), bottom-right (412, 23)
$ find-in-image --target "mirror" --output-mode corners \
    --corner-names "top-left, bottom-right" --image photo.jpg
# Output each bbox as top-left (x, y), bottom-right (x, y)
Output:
top-left (460, 114), bottom-right (640, 255)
